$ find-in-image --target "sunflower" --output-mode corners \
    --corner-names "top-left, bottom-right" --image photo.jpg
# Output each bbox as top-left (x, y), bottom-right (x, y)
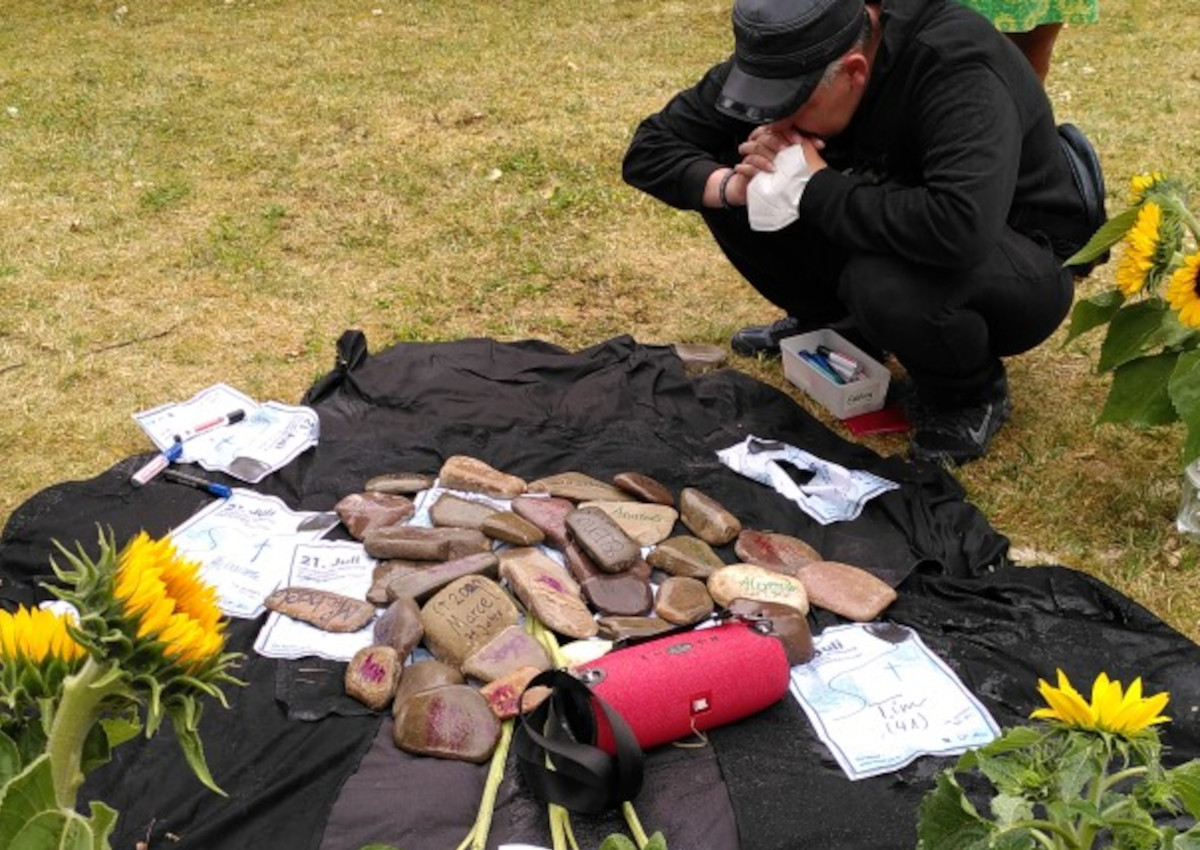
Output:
top-left (1031, 669), bottom-right (1170, 737)
top-left (0, 605), bottom-right (86, 666)
top-left (113, 532), bottom-right (226, 672)
top-left (1115, 202), bottom-right (1164, 296)
top-left (1166, 251), bottom-right (1200, 330)
top-left (1129, 171), bottom-right (1165, 205)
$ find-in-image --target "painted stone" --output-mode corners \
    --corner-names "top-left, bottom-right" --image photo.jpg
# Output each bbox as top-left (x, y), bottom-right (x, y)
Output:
top-left (373, 596), bottom-right (424, 660)
top-left (392, 659), bottom-right (464, 717)
top-left (461, 625), bottom-right (552, 683)
top-left (430, 493), bottom-right (498, 530)
top-left (646, 535), bottom-right (725, 579)
top-left (795, 560), bottom-right (897, 622)
top-left (438, 455), bottom-right (526, 499)
top-left (707, 564), bottom-right (809, 615)
top-left (344, 645), bottom-right (400, 711)
top-left (498, 547), bottom-right (598, 640)
top-left (265, 587), bottom-right (377, 633)
top-left (419, 576), bottom-right (521, 668)
top-left (481, 511), bottom-right (545, 546)
top-left (365, 472), bottom-right (435, 495)
top-left (384, 552), bottom-right (499, 605)
top-left (393, 684), bottom-right (500, 763)
top-left (334, 491), bottom-right (415, 539)
top-left (735, 529), bottom-right (822, 576)
top-left (579, 501), bottom-right (678, 546)
top-left (511, 495), bottom-right (575, 548)
top-left (654, 576), bottom-right (714, 626)
top-left (526, 471), bottom-right (636, 503)
top-left (479, 666), bottom-right (552, 719)
top-left (612, 472), bottom-right (674, 506)
top-left (678, 487), bottom-right (742, 546)
top-left (565, 506), bottom-right (641, 574)
top-left (363, 525), bottom-right (492, 562)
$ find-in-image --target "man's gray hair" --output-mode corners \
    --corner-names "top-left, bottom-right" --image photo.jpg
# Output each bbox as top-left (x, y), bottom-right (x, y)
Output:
top-left (818, 9), bottom-right (872, 88)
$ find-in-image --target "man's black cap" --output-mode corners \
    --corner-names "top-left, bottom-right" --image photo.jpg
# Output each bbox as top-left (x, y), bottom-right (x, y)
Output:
top-left (717, 0), bottom-right (867, 124)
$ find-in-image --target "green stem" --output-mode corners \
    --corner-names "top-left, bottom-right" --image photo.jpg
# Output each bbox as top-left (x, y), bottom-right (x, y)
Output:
top-left (622, 801), bottom-right (650, 848)
top-left (45, 656), bottom-right (123, 810)
top-left (1098, 765), bottom-right (1146, 794)
top-left (996, 819), bottom-right (1080, 849)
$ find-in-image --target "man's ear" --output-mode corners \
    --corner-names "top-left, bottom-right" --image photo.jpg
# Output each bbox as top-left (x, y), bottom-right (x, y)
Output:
top-left (843, 52), bottom-right (871, 88)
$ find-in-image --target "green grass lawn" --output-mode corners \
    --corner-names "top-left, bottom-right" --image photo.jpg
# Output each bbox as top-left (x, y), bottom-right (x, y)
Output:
top-left (1, 0), bottom-right (1198, 640)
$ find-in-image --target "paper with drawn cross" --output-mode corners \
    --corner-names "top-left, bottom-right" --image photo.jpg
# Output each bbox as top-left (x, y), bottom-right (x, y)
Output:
top-left (789, 622), bottom-right (999, 780)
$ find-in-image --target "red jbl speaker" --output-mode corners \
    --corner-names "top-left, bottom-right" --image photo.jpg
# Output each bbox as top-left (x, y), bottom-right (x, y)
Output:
top-left (513, 621), bottom-right (790, 814)
top-left (580, 620), bottom-right (791, 752)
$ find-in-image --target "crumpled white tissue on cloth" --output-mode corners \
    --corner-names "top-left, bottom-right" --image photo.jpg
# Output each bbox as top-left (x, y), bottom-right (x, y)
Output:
top-left (716, 435), bottom-right (898, 525)
top-left (747, 143), bottom-right (812, 232)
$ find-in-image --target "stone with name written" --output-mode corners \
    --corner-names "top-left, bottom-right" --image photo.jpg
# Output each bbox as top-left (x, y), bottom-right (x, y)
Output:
top-left (596, 615), bottom-right (676, 642)
top-left (563, 542), bottom-right (653, 616)
top-left (735, 530), bottom-right (822, 577)
top-left (795, 560), bottom-right (897, 622)
top-left (612, 471), bottom-right (675, 506)
top-left (707, 564), bottom-right (809, 614)
top-left (527, 471), bottom-right (636, 503)
top-left (511, 495), bottom-right (575, 548)
top-left (647, 535), bottom-right (725, 579)
top-left (385, 552), bottom-right (499, 605)
top-left (727, 598), bottom-right (815, 665)
top-left (479, 666), bottom-right (552, 719)
top-left (565, 506), bottom-right (640, 573)
top-left (393, 659), bottom-right (464, 717)
top-left (367, 559), bottom-right (424, 605)
top-left (344, 645), bottom-right (400, 711)
top-left (498, 547), bottom-right (598, 640)
top-left (363, 525), bottom-right (492, 562)
top-left (579, 501), bottom-right (678, 546)
top-left (672, 342), bottom-right (728, 375)
top-left (394, 684), bottom-right (500, 763)
top-left (265, 587), bottom-right (378, 632)
top-left (481, 511), bottom-right (545, 546)
top-left (430, 493), bottom-right (498, 530)
top-left (679, 488), bottom-right (742, 546)
top-left (373, 596), bottom-right (425, 660)
top-left (462, 624), bottom-right (552, 682)
top-left (438, 455), bottom-right (527, 499)
top-left (654, 576), bottom-right (714, 626)
top-left (365, 472), bottom-right (435, 496)
top-left (419, 576), bottom-right (521, 668)
top-left (334, 492), bottom-right (415, 540)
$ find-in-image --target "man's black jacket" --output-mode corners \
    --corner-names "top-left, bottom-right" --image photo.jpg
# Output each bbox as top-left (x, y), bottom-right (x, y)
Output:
top-left (622, 0), bottom-right (1092, 269)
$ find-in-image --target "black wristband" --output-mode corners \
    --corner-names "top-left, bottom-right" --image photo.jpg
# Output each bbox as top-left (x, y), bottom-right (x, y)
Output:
top-left (718, 169), bottom-right (736, 210)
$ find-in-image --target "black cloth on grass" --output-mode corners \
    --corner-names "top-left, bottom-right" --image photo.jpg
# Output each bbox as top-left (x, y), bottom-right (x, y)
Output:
top-left (2, 332), bottom-right (1197, 850)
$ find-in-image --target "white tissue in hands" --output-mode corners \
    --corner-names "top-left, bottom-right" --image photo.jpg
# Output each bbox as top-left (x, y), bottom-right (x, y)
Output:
top-left (747, 144), bottom-right (812, 232)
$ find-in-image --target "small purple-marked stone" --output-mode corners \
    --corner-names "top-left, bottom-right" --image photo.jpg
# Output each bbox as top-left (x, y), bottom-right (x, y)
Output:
top-left (345, 645), bottom-right (400, 711)
top-left (462, 625), bottom-right (552, 683)
top-left (498, 547), bottom-right (598, 640)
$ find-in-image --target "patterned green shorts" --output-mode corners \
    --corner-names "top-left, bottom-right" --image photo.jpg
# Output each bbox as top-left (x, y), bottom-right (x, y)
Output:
top-left (955, 0), bottom-right (1100, 31)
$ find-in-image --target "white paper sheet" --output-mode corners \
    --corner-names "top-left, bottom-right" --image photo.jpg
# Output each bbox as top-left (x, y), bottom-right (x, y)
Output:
top-left (789, 622), bottom-right (999, 780)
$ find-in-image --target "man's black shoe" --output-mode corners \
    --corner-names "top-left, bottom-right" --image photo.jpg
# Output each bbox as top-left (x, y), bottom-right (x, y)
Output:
top-left (730, 316), bottom-right (805, 357)
top-left (909, 382), bottom-right (1011, 465)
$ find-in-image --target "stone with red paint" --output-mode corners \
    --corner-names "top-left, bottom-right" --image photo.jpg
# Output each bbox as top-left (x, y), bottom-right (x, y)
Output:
top-left (344, 645), bottom-right (400, 710)
top-left (498, 547), bottom-right (597, 639)
top-left (392, 660), bottom-right (464, 717)
top-left (393, 684), bottom-right (501, 763)
top-left (734, 529), bottom-right (822, 577)
top-left (479, 666), bottom-right (551, 719)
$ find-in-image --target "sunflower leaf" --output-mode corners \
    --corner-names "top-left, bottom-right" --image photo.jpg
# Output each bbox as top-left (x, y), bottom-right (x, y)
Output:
top-left (1097, 301), bottom-right (1179, 372)
top-left (1166, 759), bottom-right (1200, 821)
top-left (1099, 354), bottom-right (1180, 426)
top-left (915, 771), bottom-right (992, 850)
top-left (1065, 290), bottom-right (1125, 345)
top-left (1065, 206), bottom-right (1140, 266)
top-left (1168, 350), bottom-right (1200, 465)
top-left (167, 703), bottom-right (225, 797)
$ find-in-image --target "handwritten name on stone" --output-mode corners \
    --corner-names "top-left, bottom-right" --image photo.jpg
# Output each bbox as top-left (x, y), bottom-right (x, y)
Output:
top-left (265, 587), bottom-right (377, 632)
top-left (419, 576), bottom-right (520, 667)
top-left (579, 501), bottom-right (678, 546)
top-left (707, 564), bottom-right (809, 614)
top-left (565, 506), bottom-right (640, 573)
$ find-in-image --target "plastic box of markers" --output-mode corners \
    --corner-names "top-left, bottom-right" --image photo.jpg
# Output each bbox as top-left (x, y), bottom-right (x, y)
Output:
top-left (780, 329), bottom-right (890, 419)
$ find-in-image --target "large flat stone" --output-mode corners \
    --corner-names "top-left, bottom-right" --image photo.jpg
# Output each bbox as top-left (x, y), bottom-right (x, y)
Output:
top-left (646, 535), bottom-right (725, 579)
top-left (707, 564), bottom-right (809, 614)
top-left (365, 472), bottom-right (435, 496)
top-left (429, 493), bottom-right (498, 530)
top-left (795, 560), bottom-right (897, 622)
top-left (527, 471), bottom-right (636, 503)
top-left (498, 547), bottom-right (598, 639)
top-left (419, 575), bottom-right (521, 668)
top-left (384, 551), bottom-right (499, 605)
top-left (438, 455), bottom-right (527, 499)
top-left (579, 501), bottom-right (678, 546)
top-left (461, 624), bottom-right (552, 683)
top-left (481, 511), bottom-right (545, 546)
top-left (363, 525), bottom-right (492, 561)
top-left (373, 596), bottom-right (425, 660)
top-left (612, 472), bottom-right (674, 506)
top-left (393, 684), bottom-right (501, 763)
top-left (393, 659), bottom-right (464, 717)
top-left (735, 530), bottom-right (822, 576)
top-left (565, 506), bottom-right (641, 573)
top-left (511, 495), bottom-right (576, 548)
top-left (334, 491), bottom-right (415, 539)
top-left (264, 587), bottom-right (377, 633)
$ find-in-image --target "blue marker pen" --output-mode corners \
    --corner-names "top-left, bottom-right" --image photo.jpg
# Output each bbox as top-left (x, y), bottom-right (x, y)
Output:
top-left (799, 349), bottom-right (845, 385)
top-left (130, 440), bottom-right (184, 487)
top-left (161, 468), bottom-right (233, 498)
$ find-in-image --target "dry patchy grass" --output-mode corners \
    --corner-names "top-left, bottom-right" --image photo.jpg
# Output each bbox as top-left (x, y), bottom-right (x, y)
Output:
top-left (1, 0), bottom-right (1198, 640)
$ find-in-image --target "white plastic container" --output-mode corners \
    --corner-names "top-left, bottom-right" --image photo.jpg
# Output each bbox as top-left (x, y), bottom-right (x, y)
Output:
top-left (780, 329), bottom-right (890, 419)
